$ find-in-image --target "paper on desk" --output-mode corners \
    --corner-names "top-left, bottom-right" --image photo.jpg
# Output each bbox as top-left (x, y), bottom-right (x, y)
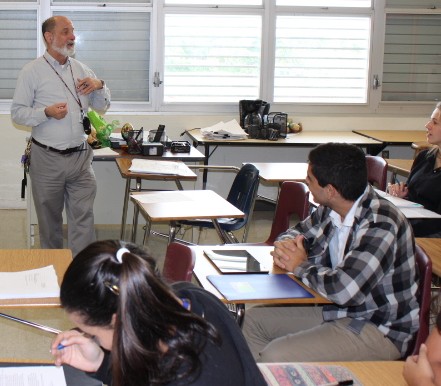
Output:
top-left (92, 147), bottom-right (119, 157)
top-left (0, 265), bottom-right (60, 299)
top-left (129, 159), bottom-right (195, 176)
top-left (132, 191), bottom-right (194, 204)
top-left (376, 189), bottom-right (423, 208)
top-left (201, 119), bottom-right (248, 140)
top-left (0, 366), bottom-right (66, 386)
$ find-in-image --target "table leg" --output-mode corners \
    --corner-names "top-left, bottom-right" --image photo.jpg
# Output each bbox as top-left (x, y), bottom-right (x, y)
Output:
top-left (120, 177), bottom-right (132, 240)
top-left (174, 179), bottom-right (183, 190)
top-left (169, 220), bottom-right (178, 244)
top-left (211, 218), bottom-right (232, 244)
top-left (131, 202), bottom-right (140, 243)
top-left (142, 218), bottom-right (152, 246)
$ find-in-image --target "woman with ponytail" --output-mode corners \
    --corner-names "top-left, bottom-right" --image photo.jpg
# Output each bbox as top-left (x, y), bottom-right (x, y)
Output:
top-left (51, 240), bottom-right (266, 386)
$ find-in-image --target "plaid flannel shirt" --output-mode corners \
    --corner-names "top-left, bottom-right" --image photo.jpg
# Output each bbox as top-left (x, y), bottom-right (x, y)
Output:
top-left (277, 185), bottom-right (419, 356)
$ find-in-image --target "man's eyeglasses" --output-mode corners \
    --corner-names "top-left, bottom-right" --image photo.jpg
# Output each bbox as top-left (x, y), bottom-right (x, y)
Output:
top-left (83, 116), bottom-right (91, 135)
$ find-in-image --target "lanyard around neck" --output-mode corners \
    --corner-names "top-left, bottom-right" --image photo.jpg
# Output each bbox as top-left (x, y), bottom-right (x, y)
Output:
top-left (43, 55), bottom-right (84, 112)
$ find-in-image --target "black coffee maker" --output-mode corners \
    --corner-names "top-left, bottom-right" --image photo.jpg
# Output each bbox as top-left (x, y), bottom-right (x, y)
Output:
top-left (239, 100), bottom-right (270, 133)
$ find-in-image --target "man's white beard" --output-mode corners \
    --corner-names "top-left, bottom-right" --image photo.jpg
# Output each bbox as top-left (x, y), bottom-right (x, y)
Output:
top-left (52, 42), bottom-right (75, 58)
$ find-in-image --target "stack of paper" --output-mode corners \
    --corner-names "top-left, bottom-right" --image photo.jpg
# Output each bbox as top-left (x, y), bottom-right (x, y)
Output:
top-left (129, 159), bottom-right (196, 176)
top-left (0, 265), bottom-right (60, 299)
top-left (201, 119), bottom-right (248, 140)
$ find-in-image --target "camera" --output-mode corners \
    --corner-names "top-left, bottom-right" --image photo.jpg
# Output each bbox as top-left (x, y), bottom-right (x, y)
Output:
top-left (170, 141), bottom-right (191, 153)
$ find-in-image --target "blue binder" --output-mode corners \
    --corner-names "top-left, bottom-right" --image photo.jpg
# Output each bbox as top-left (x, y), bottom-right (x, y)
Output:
top-left (207, 273), bottom-right (314, 301)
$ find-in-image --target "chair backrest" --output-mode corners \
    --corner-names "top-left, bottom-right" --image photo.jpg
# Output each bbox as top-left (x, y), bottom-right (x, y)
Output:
top-left (265, 181), bottom-right (310, 245)
top-left (366, 155), bottom-right (388, 191)
top-left (225, 163), bottom-right (260, 230)
top-left (162, 242), bottom-right (196, 283)
top-left (406, 244), bottom-right (432, 357)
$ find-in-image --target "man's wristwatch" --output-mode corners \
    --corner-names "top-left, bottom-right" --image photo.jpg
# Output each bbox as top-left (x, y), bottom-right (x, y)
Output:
top-left (100, 80), bottom-right (105, 89)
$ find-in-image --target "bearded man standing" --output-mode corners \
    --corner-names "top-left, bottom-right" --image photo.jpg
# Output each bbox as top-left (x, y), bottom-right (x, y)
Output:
top-left (11, 15), bottom-right (111, 256)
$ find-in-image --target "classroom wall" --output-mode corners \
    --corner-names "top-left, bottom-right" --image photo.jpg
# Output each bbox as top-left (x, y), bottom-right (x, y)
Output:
top-left (2, 112), bottom-right (423, 219)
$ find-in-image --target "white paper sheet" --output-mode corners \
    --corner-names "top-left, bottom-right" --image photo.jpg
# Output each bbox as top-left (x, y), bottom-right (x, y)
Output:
top-left (0, 265), bottom-right (60, 299)
top-left (0, 366), bottom-right (66, 386)
top-left (129, 159), bottom-right (195, 176)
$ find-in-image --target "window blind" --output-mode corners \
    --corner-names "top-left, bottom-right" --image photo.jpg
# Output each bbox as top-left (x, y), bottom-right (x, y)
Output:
top-left (1, 11), bottom-right (37, 99)
top-left (274, 15), bottom-right (371, 104)
top-left (382, 14), bottom-right (441, 102)
top-left (54, 11), bottom-right (151, 102)
top-left (163, 14), bottom-right (262, 103)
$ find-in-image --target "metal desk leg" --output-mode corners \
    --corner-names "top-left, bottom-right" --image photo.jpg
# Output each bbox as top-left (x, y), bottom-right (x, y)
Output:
top-left (142, 218), bottom-right (152, 247)
top-left (168, 220), bottom-right (178, 244)
top-left (211, 218), bottom-right (234, 244)
top-left (131, 201), bottom-right (140, 243)
top-left (120, 177), bottom-right (132, 240)
top-left (227, 303), bottom-right (245, 327)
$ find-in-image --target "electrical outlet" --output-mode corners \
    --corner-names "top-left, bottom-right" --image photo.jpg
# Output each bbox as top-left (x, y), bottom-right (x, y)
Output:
top-left (382, 150), bottom-right (389, 159)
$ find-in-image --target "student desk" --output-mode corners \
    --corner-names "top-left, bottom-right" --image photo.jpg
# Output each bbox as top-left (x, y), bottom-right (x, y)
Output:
top-left (245, 162), bottom-right (308, 183)
top-left (309, 361), bottom-right (405, 385)
top-left (190, 245), bottom-right (331, 324)
top-left (130, 190), bottom-right (245, 245)
top-left (416, 238), bottom-right (441, 277)
top-left (0, 249), bottom-right (72, 307)
top-left (186, 129), bottom-right (381, 189)
top-left (115, 158), bottom-right (198, 240)
top-left (387, 158), bottom-right (413, 182)
top-left (244, 162), bottom-right (308, 203)
top-left (353, 129), bottom-right (427, 155)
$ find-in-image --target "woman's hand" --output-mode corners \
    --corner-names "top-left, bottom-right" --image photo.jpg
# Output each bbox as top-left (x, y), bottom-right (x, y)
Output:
top-left (387, 182), bottom-right (408, 198)
top-left (51, 329), bottom-right (105, 373)
top-left (403, 344), bottom-right (436, 386)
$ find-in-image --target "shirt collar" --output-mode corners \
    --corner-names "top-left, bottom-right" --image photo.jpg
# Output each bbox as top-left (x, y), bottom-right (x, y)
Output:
top-left (329, 185), bottom-right (368, 229)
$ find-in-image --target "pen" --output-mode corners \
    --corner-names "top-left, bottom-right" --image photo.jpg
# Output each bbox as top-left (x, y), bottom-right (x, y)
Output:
top-left (321, 380), bottom-right (354, 386)
top-left (0, 311), bottom-right (64, 350)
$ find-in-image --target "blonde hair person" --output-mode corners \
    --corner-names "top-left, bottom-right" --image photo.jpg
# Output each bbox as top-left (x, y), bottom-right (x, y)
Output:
top-left (388, 102), bottom-right (441, 237)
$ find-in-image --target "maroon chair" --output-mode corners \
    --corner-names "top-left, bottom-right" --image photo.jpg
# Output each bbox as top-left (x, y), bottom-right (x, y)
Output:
top-left (162, 242), bottom-right (195, 283)
top-left (366, 155), bottom-right (388, 191)
top-left (405, 244), bottom-right (432, 357)
top-left (263, 181), bottom-right (310, 245)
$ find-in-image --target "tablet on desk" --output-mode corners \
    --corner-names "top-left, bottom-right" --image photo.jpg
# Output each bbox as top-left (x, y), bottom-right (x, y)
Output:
top-left (204, 249), bottom-right (269, 274)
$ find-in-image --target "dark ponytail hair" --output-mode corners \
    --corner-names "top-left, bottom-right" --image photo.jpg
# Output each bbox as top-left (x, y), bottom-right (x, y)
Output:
top-left (60, 240), bottom-right (219, 386)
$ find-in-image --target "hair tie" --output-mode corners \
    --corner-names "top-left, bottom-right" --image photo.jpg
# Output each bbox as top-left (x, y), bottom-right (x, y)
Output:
top-left (116, 247), bottom-right (130, 263)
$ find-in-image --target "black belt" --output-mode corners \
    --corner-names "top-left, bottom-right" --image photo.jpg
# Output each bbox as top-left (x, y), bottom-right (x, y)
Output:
top-left (32, 138), bottom-right (86, 155)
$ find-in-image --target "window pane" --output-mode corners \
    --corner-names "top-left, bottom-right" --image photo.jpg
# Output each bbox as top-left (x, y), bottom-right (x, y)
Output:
top-left (382, 14), bottom-right (441, 102)
top-left (55, 11), bottom-right (150, 102)
top-left (276, 0), bottom-right (371, 7)
top-left (1, 10), bottom-right (37, 99)
top-left (386, 0), bottom-right (441, 8)
top-left (274, 15), bottom-right (371, 103)
top-left (165, 0), bottom-right (261, 4)
top-left (164, 14), bottom-right (261, 103)
top-left (54, 0), bottom-right (150, 3)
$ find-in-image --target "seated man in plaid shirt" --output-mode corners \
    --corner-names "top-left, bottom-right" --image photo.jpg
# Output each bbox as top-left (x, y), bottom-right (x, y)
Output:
top-left (242, 143), bottom-right (419, 362)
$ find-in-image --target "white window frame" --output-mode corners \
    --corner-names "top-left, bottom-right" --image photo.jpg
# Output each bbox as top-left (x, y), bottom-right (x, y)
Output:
top-left (0, 0), bottom-right (437, 116)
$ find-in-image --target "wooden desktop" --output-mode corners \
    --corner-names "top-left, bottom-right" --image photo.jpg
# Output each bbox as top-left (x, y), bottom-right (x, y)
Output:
top-left (0, 249), bottom-right (72, 307)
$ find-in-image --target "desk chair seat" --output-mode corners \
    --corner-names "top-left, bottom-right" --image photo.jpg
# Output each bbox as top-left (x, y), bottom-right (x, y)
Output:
top-left (162, 242), bottom-right (195, 283)
top-left (366, 155), bottom-right (388, 191)
top-left (177, 164), bottom-right (260, 244)
top-left (405, 244), bottom-right (432, 357)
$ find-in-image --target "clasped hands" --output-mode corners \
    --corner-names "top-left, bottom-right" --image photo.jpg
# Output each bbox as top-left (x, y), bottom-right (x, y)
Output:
top-left (387, 181), bottom-right (408, 198)
top-left (271, 235), bottom-right (307, 272)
